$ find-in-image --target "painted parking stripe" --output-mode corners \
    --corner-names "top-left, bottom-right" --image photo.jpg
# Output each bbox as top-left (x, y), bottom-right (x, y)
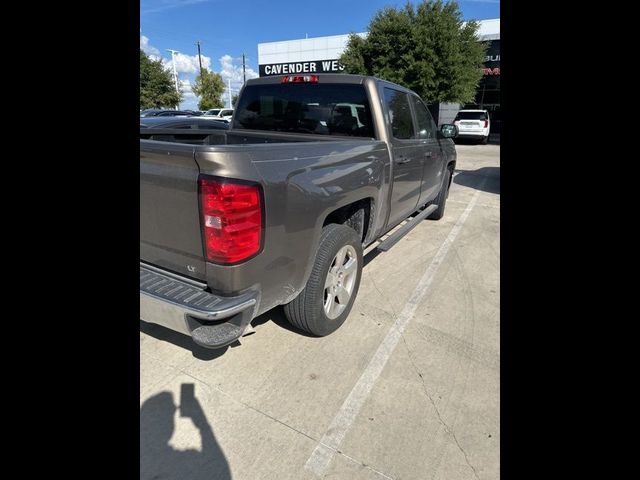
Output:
top-left (304, 180), bottom-right (486, 477)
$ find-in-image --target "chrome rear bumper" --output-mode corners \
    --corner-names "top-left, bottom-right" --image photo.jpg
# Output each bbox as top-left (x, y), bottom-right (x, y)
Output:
top-left (139, 263), bottom-right (258, 349)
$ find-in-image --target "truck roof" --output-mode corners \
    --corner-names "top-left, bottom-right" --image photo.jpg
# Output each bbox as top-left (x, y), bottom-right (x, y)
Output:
top-left (245, 73), bottom-right (416, 95)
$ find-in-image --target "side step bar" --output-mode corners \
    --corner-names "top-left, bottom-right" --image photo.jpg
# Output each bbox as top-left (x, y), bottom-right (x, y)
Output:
top-left (377, 204), bottom-right (438, 252)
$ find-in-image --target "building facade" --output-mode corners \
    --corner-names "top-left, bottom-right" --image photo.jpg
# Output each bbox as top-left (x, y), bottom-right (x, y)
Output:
top-left (257, 19), bottom-right (500, 132)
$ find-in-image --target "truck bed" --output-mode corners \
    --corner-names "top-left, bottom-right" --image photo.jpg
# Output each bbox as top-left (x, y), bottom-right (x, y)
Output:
top-left (140, 127), bottom-right (372, 146)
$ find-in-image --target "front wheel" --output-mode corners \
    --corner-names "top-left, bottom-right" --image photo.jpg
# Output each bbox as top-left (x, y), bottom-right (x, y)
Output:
top-left (284, 224), bottom-right (363, 336)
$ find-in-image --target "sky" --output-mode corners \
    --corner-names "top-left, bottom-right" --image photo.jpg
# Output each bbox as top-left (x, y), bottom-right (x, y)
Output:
top-left (140, 0), bottom-right (500, 110)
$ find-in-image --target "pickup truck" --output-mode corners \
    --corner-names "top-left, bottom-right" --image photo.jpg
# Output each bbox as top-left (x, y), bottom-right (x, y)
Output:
top-left (140, 74), bottom-right (458, 349)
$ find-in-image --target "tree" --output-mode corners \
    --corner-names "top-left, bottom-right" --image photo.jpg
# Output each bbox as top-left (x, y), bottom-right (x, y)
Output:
top-left (140, 49), bottom-right (182, 109)
top-left (340, 0), bottom-right (487, 104)
top-left (193, 70), bottom-right (225, 110)
top-left (231, 94), bottom-right (239, 107)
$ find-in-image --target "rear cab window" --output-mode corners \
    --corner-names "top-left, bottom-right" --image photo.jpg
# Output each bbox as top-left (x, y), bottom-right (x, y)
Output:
top-left (233, 83), bottom-right (375, 138)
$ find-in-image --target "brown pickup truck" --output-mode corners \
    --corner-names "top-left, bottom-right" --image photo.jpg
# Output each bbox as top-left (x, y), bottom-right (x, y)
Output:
top-left (140, 74), bottom-right (458, 349)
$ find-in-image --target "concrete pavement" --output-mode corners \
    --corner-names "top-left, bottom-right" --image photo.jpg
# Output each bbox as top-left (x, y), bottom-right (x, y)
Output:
top-left (140, 143), bottom-right (500, 480)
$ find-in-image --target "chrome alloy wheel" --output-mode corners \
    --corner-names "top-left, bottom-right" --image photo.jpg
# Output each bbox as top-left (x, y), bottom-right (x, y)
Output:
top-left (323, 245), bottom-right (358, 319)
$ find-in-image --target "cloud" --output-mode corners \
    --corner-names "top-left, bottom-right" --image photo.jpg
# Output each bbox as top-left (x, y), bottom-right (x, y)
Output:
top-left (162, 52), bottom-right (212, 74)
top-left (140, 32), bottom-right (257, 110)
top-left (218, 54), bottom-right (259, 101)
top-left (141, 0), bottom-right (213, 15)
top-left (140, 34), bottom-right (160, 56)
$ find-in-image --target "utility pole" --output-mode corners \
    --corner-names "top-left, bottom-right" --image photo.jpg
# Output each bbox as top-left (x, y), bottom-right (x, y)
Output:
top-left (242, 53), bottom-right (246, 85)
top-left (167, 49), bottom-right (180, 109)
top-left (196, 41), bottom-right (203, 76)
top-left (228, 79), bottom-right (232, 108)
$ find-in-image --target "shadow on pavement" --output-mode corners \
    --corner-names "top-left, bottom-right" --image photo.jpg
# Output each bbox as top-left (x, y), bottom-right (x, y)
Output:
top-left (140, 384), bottom-right (231, 480)
top-left (454, 166), bottom-right (500, 194)
top-left (251, 305), bottom-right (317, 338)
top-left (454, 134), bottom-right (500, 145)
top-left (139, 320), bottom-right (232, 360)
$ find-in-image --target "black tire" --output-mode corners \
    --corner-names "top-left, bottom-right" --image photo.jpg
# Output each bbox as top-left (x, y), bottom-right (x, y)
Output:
top-left (428, 168), bottom-right (452, 220)
top-left (480, 135), bottom-right (489, 145)
top-left (284, 224), bottom-right (363, 336)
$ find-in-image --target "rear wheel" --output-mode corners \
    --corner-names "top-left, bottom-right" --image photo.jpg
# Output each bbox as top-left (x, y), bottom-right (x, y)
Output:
top-left (284, 224), bottom-right (363, 336)
top-left (480, 135), bottom-right (489, 144)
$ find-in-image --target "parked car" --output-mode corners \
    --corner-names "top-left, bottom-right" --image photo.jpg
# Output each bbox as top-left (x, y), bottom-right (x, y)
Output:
top-left (140, 74), bottom-right (458, 349)
top-left (140, 117), bottom-right (231, 129)
top-left (140, 109), bottom-right (196, 117)
top-left (453, 109), bottom-right (490, 144)
top-left (156, 110), bottom-right (196, 117)
top-left (140, 109), bottom-right (164, 117)
top-left (202, 108), bottom-right (234, 122)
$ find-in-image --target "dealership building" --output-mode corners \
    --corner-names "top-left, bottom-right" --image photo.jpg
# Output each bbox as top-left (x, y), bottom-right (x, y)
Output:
top-left (257, 18), bottom-right (500, 132)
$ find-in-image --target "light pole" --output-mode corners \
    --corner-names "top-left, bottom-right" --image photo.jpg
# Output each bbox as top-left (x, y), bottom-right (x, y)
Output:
top-left (167, 49), bottom-right (180, 109)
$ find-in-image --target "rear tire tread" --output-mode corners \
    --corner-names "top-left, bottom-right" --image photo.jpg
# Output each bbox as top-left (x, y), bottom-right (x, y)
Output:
top-left (284, 224), bottom-right (362, 336)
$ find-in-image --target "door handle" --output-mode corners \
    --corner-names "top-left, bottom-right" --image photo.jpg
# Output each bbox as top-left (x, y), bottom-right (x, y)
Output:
top-left (395, 156), bottom-right (411, 164)
top-left (424, 151), bottom-right (433, 158)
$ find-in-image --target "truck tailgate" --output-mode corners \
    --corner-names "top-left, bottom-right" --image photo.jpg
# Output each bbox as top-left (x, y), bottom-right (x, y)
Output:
top-left (140, 142), bottom-right (207, 281)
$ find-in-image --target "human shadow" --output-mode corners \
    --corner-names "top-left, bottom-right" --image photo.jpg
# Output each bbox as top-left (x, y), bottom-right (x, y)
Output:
top-left (140, 384), bottom-right (232, 480)
top-left (453, 166), bottom-right (500, 194)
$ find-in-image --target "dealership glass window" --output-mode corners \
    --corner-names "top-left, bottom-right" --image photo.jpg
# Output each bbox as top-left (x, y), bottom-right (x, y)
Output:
top-left (234, 83), bottom-right (374, 137)
top-left (410, 96), bottom-right (436, 140)
top-left (383, 88), bottom-right (414, 140)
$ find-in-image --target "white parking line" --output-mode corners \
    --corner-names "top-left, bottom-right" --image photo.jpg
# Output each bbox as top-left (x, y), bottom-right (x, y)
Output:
top-left (304, 181), bottom-right (485, 477)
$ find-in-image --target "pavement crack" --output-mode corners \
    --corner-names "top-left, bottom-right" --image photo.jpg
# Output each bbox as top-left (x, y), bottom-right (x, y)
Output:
top-left (180, 370), bottom-right (319, 443)
top-left (179, 370), bottom-right (394, 479)
top-left (400, 336), bottom-right (481, 480)
top-left (370, 277), bottom-right (401, 320)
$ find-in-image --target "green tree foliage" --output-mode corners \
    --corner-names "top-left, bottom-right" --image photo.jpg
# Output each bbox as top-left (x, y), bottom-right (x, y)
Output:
top-left (193, 70), bottom-right (225, 110)
top-left (140, 50), bottom-right (182, 109)
top-left (231, 94), bottom-right (239, 107)
top-left (340, 0), bottom-right (487, 104)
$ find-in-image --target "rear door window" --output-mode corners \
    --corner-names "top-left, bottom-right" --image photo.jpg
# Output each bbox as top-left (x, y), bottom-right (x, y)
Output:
top-left (410, 96), bottom-right (436, 140)
top-left (383, 88), bottom-right (415, 140)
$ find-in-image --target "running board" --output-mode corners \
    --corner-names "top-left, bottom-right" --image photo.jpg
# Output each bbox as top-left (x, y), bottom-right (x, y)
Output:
top-left (376, 204), bottom-right (438, 252)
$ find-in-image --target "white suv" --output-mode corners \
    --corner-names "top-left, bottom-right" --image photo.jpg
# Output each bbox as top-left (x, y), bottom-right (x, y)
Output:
top-left (453, 109), bottom-right (490, 144)
top-left (202, 108), bottom-right (234, 123)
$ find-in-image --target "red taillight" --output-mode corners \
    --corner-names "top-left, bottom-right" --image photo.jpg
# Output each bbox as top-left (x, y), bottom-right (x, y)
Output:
top-left (281, 75), bottom-right (318, 84)
top-left (484, 120), bottom-right (489, 128)
top-left (198, 176), bottom-right (262, 264)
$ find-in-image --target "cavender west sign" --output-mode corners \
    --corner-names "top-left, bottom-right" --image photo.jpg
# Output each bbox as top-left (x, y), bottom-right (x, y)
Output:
top-left (259, 59), bottom-right (345, 77)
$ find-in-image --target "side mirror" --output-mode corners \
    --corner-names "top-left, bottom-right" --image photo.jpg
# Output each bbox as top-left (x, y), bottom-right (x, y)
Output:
top-left (440, 124), bottom-right (458, 139)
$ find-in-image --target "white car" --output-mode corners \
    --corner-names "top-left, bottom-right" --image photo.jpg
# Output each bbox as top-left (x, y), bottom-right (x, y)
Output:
top-left (201, 108), bottom-right (234, 123)
top-left (453, 109), bottom-right (490, 144)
